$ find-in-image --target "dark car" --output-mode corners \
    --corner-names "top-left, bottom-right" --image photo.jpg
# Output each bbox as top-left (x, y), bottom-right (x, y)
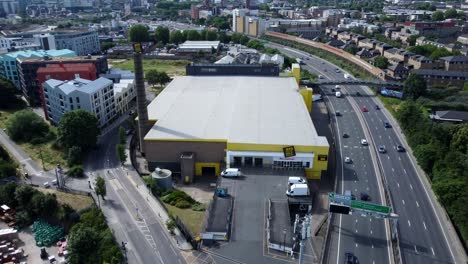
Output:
top-left (331, 88), bottom-right (335, 92)
top-left (344, 252), bottom-right (358, 264)
top-left (384, 121), bottom-right (392, 128)
top-left (396, 145), bottom-right (405, 152)
top-left (360, 192), bottom-right (370, 201)
top-left (40, 248), bottom-right (48, 259)
top-left (343, 133), bottom-right (349, 138)
top-left (375, 105), bottom-right (380, 110)
top-left (356, 92), bottom-right (361, 96)
top-left (336, 111), bottom-right (341, 116)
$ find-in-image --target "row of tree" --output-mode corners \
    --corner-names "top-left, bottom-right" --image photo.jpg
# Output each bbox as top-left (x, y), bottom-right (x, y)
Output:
top-left (431, 8), bottom-right (465, 21)
top-left (0, 146), bottom-right (17, 179)
top-left (408, 44), bottom-right (459, 61)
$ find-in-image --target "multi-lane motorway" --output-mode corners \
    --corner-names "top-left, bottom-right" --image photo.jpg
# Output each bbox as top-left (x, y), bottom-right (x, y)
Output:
top-left (266, 42), bottom-right (464, 264)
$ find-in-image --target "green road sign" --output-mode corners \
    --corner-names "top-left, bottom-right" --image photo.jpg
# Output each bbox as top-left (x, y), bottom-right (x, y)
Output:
top-left (351, 200), bottom-right (391, 214)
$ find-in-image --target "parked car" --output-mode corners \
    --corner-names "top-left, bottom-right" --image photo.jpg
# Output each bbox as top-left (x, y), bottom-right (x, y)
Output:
top-left (396, 145), bottom-right (405, 152)
top-left (319, 75), bottom-right (324, 79)
top-left (288, 176), bottom-right (306, 185)
top-left (343, 133), bottom-right (349, 138)
top-left (344, 190), bottom-right (356, 200)
top-left (51, 179), bottom-right (58, 185)
top-left (286, 184), bottom-right (310, 196)
top-left (362, 106), bottom-right (368, 112)
top-left (336, 111), bottom-right (341, 116)
top-left (344, 157), bottom-right (352, 163)
top-left (361, 139), bottom-right (368, 145)
top-left (335, 68), bottom-right (341, 73)
top-left (378, 145), bottom-right (386, 153)
top-left (360, 192), bottom-right (370, 201)
top-left (43, 182), bottom-right (50, 188)
top-left (40, 248), bottom-right (48, 259)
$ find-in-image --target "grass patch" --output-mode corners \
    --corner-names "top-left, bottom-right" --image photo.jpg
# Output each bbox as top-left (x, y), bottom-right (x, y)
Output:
top-left (0, 110), bottom-right (14, 129)
top-left (280, 72), bottom-right (293, 77)
top-left (19, 141), bottom-right (67, 171)
top-left (108, 59), bottom-right (190, 76)
top-left (378, 95), bottom-right (403, 117)
top-left (164, 203), bottom-right (205, 236)
top-left (37, 187), bottom-right (94, 211)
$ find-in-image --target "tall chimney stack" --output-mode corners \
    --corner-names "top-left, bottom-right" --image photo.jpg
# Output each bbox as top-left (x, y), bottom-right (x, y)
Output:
top-left (132, 43), bottom-right (150, 155)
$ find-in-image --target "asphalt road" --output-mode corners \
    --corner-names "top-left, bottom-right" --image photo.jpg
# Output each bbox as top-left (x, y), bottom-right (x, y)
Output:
top-left (266, 42), bottom-right (461, 264)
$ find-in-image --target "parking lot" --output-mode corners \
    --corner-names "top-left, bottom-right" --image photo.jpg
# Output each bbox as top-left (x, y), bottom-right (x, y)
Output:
top-left (203, 167), bottom-right (319, 264)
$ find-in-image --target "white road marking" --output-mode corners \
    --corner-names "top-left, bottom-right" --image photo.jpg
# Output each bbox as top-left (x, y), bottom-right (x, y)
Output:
top-left (366, 187), bottom-right (369, 191)
top-left (370, 230), bottom-right (373, 235)
top-left (403, 169), bottom-right (407, 174)
top-left (402, 200), bottom-right (405, 205)
top-left (356, 219), bottom-right (358, 223)
top-left (392, 168), bottom-right (395, 172)
top-left (387, 156), bottom-right (390, 159)
top-left (414, 245), bottom-right (418, 253)
top-left (355, 243), bottom-right (358, 248)
top-left (431, 247), bottom-right (435, 256)
top-left (398, 157), bottom-right (401, 161)
top-left (397, 182), bottom-right (400, 188)
top-left (410, 184), bottom-right (413, 190)
top-left (371, 244), bottom-right (374, 249)
top-left (344, 145), bottom-right (349, 148)
top-left (355, 229), bottom-right (358, 233)
top-left (354, 180), bottom-right (357, 183)
top-left (408, 220), bottom-right (411, 227)
top-left (416, 201), bottom-right (419, 207)
top-left (423, 222), bottom-right (427, 230)
top-left (388, 136), bottom-right (391, 139)
top-left (364, 171), bottom-right (367, 174)
top-left (379, 135), bottom-right (382, 138)
top-left (354, 146), bottom-right (359, 148)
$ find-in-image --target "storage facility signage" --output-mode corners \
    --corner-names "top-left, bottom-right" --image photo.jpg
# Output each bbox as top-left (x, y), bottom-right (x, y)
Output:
top-left (283, 146), bottom-right (296, 158)
top-left (132, 42), bottom-right (143, 53)
top-left (318, 155), bottom-right (328, 161)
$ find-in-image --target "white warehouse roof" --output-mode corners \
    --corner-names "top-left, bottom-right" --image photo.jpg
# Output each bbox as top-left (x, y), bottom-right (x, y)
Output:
top-left (145, 76), bottom-right (328, 148)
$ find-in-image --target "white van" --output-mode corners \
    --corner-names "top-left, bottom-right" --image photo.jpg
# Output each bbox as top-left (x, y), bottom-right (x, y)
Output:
top-left (288, 177), bottom-right (306, 185)
top-left (335, 91), bottom-right (342, 98)
top-left (286, 184), bottom-right (309, 196)
top-left (220, 168), bottom-right (241, 177)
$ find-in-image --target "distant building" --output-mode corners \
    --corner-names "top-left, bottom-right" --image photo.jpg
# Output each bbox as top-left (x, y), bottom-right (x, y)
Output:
top-left (186, 63), bottom-right (280, 76)
top-left (407, 55), bottom-right (438, 70)
top-left (54, 30), bottom-right (100, 56)
top-left (404, 21), bottom-right (458, 37)
top-left (0, 49), bottom-right (76, 89)
top-left (430, 110), bottom-right (468, 124)
top-left (412, 69), bottom-right (468, 88)
top-left (177, 41), bottom-right (221, 54)
top-left (439, 56), bottom-right (468, 72)
top-left (16, 55), bottom-right (108, 106)
top-left (43, 77), bottom-right (117, 127)
top-left (108, 69), bottom-right (136, 116)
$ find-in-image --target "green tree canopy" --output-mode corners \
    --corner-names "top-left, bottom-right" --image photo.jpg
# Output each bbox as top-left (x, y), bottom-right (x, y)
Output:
top-left (206, 30), bottom-right (218, 41)
top-left (14, 185), bottom-right (36, 211)
top-left (6, 110), bottom-right (49, 142)
top-left (145, 69), bottom-right (159, 87)
top-left (169, 30), bottom-right (185, 44)
top-left (0, 77), bottom-right (24, 109)
top-left (432, 11), bottom-right (444, 21)
top-left (67, 146), bottom-right (82, 167)
top-left (116, 144), bottom-right (126, 165)
top-left (68, 224), bottom-right (101, 264)
top-left (374, 56), bottom-right (389, 69)
top-left (58, 110), bottom-right (100, 151)
top-left (95, 176), bottom-right (107, 205)
top-left (128, 25), bottom-right (150, 42)
top-left (344, 45), bottom-right (358, 55)
top-left (156, 72), bottom-right (171, 87)
top-left (154, 26), bottom-right (170, 44)
top-left (404, 73), bottom-right (427, 100)
top-left (239, 35), bottom-right (249, 45)
top-left (444, 8), bottom-right (458, 19)
top-left (186, 30), bottom-right (201, 41)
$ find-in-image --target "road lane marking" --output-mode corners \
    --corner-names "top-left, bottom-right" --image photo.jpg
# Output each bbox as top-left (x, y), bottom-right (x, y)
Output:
top-left (416, 201), bottom-right (419, 207)
top-left (403, 169), bottom-right (407, 174)
top-left (408, 220), bottom-right (411, 227)
top-left (370, 230), bottom-right (373, 235)
top-left (355, 243), bottom-right (358, 248)
top-left (414, 245), bottom-right (418, 253)
top-left (387, 156), bottom-right (390, 159)
top-left (354, 180), bottom-right (357, 183)
top-left (344, 145), bottom-right (349, 148)
top-left (392, 168), bottom-right (395, 172)
top-left (371, 244), bottom-right (374, 249)
top-left (355, 229), bottom-right (358, 233)
top-left (398, 157), bottom-right (401, 161)
top-left (402, 200), bottom-right (405, 205)
top-left (423, 222), bottom-right (427, 230)
top-left (431, 247), bottom-right (435, 256)
top-left (410, 184), bottom-right (413, 190)
top-left (397, 182), bottom-right (400, 188)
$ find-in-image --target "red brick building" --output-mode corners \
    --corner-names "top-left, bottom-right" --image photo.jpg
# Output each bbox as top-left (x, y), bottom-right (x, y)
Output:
top-left (37, 63), bottom-right (97, 119)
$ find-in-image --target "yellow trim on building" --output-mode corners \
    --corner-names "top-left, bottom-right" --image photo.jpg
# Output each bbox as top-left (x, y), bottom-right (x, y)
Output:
top-left (292, 63), bottom-right (301, 85)
top-left (227, 142), bottom-right (327, 153)
top-left (195, 162), bottom-right (220, 177)
top-left (145, 138), bottom-right (228, 143)
top-left (300, 88), bottom-right (313, 113)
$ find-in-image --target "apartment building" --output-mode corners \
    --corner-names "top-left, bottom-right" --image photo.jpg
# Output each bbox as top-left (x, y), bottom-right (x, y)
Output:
top-left (407, 55), bottom-right (439, 70)
top-left (54, 30), bottom-right (100, 56)
top-left (0, 49), bottom-right (76, 89)
top-left (412, 69), bottom-right (468, 88)
top-left (358, 38), bottom-right (378, 50)
top-left (439, 56), bottom-right (468, 71)
top-left (383, 48), bottom-right (415, 63)
top-left (16, 55), bottom-right (108, 106)
top-left (43, 77), bottom-right (116, 127)
top-left (404, 21), bottom-right (458, 37)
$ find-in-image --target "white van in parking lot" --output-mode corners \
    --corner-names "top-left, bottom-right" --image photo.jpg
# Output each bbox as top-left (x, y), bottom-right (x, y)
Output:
top-left (286, 184), bottom-right (309, 196)
top-left (220, 168), bottom-right (241, 177)
top-left (288, 176), bottom-right (306, 185)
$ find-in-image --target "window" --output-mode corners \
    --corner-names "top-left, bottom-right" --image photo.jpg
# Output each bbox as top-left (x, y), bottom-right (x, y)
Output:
top-left (76, 97), bottom-right (80, 103)
top-left (69, 97), bottom-right (73, 103)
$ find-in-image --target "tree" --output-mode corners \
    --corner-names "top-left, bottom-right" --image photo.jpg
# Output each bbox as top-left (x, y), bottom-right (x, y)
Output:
top-left (6, 110), bottom-right (49, 142)
top-left (119, 126), bottom-right (126, 145)
top-left (200, 29), bottom-right (207, 41)
top-left (374, 56), bottom-right (389, 69)
top-left (58, 110), bottom-right (100, 151)
top-left (407, 35), bottom-right (418, 46)
top-left (68, 225), bottom-right (101, 264)
top-left (239, 35), bottom-right (249, 45)
top-left (68, 165), bottom-right (84, 177)
top-left (0, 182), bottom-right (17, 207)
top-left (432, 11), bottom-right (444, 21)
top-left (404, 73), bottom-right (427, 100)
top-left (444, 8), bottom-right (458, 19)
top-left (169, 30), bottom-right (184, 44)
top-left (14, 211), bottom-right (31, 227)
top-left (231, 33), bottom-right (242, 44)
top-left (396, 101), bottom-right (426, 133)
top-left (429, 48), bottom-right (452, 60)
top-left (344, 45), bottom-right (358, 55)
top-left (206, 30), bottom-right (218, 41)
top-left (95, 176), bottom-right (106, 206)
top-left (116, 144), bottom-right (126, 165)
top-left (128, 25), bottom-right (150, 42)
top-left (154, 26), bottom-right (170, 44)
top-left (100, 42), bottom-right (115, 52)
top-left (145, 69), bottom-right (159, 87)
top-left (14, 185), bottom-right (36, 211)
top-left (0, 77), bottom-right (24, 109)
top-left (217, 33), bottom-right (231, 43)
top-left (451, 126), bottom-right (468, 153)
top-left (156, 72), bottom-right (171, 87)
top-left (67, 146), bottom-right (82, 167)
top-left (0, 162), bottom-right (16, 179)
top-left (186, 30), bottom-right (201, 41)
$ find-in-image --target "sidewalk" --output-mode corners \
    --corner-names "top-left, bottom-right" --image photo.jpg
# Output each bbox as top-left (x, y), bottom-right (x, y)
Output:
top-left (124, 135), bottom-right (193, 251)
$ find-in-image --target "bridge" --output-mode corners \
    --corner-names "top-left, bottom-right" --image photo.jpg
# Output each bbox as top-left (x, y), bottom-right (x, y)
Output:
top-left (301, 79), bottom-right (404, 88)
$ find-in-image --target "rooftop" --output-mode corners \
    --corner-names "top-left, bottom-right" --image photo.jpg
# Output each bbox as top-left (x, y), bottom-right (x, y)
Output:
top-left (440, 55), bottom-right (468, 63)
top-left (44, 77), bottom-right (113, 95)
top-left (16, 55), bottom-right (104, 63)
top-left (145, 76), bottom-right (328, 148)
top-left (178, 41), bottom-right (221, 51)
top-left (433, 110), bottom-right (468, 122)
top-left (1, 49), bottom-right (76, 60)
top-left (413, 69), bottom-right (468, 78)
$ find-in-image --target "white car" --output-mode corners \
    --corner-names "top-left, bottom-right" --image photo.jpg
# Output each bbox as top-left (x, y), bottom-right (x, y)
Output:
top-left (344, 157), bottom-right (352, 163)
top-left (361, 139), bottom-right (368, 145)
top-left (43, 182), bottom-right (50, 188)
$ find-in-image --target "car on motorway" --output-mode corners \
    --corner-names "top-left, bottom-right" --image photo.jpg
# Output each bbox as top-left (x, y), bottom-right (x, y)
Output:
top-left (344, 252), bottom-right (358, 264)
top-left (331, 88), bottom-right (335, 92)
top-left (335, 91), bottom-right (342, 98)
top-left (335, 68), bottom-right (341, 73)
top-left (360, 192), bottom-right (370, 201)
top-left (319, 75), bottom-right (324, 79)
top-left (384, 121), bottom-right (392, 128)
top-left (336, 111), bottom-right (341, 116)
top-left (360, 139), bottom-right (368, 145)
top-left (396, 145), bottom-right (405, 152)
top-left (375, 105), bottom-right (380, 110)
top-left (344, 157), bottom-right (352, 163)
top-left (343, 133), bottom-right (349, 138)
top-left (362, 106), bottom-right (368, 112)
top-left (356, 92), bottom-right (361, 96)
top-left (378, 145), bottom-right (386, 153)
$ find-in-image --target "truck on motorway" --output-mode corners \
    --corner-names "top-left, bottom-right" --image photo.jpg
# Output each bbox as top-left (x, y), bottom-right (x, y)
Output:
top-left (335, 91), bottom-right (342, 97)
top-left (286, 184), bottom-right (310, 196)
top-left (295, 58), bottom-right (304, 64)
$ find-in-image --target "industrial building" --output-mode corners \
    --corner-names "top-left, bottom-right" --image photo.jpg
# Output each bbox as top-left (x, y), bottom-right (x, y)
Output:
top-left (143, 75), bottom-right (329, 182)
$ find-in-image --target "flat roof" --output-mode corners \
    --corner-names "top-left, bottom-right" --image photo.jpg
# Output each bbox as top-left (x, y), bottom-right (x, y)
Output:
top-left (145, 76), bottom-right (328, 148)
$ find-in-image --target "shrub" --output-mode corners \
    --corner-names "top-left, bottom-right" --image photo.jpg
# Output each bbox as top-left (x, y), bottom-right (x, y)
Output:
top-left (68, 165), bottom-right (84, 177)
top-left (166, 218), bottom-right (176, 234)
top-left (174, 200), bottom-right (191, 209)
top-left (191, 203), bottom-right (206, 211)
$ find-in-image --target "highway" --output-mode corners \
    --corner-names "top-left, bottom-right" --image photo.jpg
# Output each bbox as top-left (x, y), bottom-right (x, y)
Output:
top-left (266, 42), bottom-right (463, 264)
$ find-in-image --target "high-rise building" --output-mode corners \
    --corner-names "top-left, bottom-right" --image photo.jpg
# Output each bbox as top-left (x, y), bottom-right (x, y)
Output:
top-left (33, 34), bottom-right (56, 50)
top-left (16, 55), bottom-right (108, 106)
top-left (54, 30), bottom-right (100, 56)
top-left (43, 77), bottom-right (117, 127)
